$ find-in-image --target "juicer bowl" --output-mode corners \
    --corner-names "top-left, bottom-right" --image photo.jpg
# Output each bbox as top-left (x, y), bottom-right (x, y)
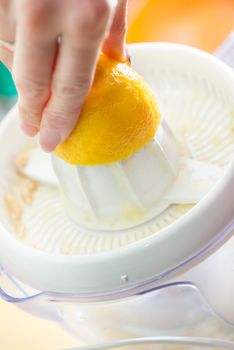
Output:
top-left (0, 43), bottom-right (233, 295)
top-left (0, 41), bottom-right (233, 350)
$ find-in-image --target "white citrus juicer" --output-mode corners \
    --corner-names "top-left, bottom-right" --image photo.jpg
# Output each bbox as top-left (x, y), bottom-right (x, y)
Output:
top-left (0, 41), bottom-right (233, 350)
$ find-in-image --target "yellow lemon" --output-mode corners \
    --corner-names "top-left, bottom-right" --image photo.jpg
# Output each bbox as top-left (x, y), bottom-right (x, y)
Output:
top-left (55, 54), bottom-right (160, 165)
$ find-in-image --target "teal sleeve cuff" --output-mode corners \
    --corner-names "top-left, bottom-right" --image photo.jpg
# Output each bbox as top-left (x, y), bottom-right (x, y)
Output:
top-left (0, 61), bottom-right (17, 97)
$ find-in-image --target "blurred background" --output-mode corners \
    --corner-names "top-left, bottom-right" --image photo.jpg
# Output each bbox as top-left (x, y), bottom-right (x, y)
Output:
top-left (0, 0), bottom-right (233, 349)
top-left (127, 0), bottom-right (234, 51)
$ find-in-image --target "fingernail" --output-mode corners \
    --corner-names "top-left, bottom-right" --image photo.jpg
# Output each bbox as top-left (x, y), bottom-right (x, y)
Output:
top-left (21, 123), bottom-right (38, 137)
top-left (40, 128), bottom-right (61, 153)
top-left (125, 46), bottom-right (131, 64)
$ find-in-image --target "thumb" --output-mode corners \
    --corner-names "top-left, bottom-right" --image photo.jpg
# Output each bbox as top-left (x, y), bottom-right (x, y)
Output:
top-left (103, 0), bottom-right (128, 62)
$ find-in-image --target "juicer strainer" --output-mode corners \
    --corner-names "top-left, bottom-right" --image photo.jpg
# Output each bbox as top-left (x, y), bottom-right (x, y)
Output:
top-left (0, 40), bottom-right (233, 350)
top-left (0, 42), bottom-right (233, 296)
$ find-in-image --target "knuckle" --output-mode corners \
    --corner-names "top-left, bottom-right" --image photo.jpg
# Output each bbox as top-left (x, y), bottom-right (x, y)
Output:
top-left (52, 78), bottom-right (91, 98)
top-left (68, 0), bottom-right (110, 40)
top-left (0, 0), bottom-right (9, 14)
top-left (18, 104), bottom-right (41, 127)
top-left (42, 110), bottom-right (75, 130)
top-left (22, 1), bottom-right (50, 31)
top-left (91, 0), bottom-right (111, 21)
top-left (14, 78), bottom-right (49, 104)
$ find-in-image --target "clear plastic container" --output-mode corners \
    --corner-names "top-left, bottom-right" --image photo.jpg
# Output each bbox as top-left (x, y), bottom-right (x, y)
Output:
top-left (1, 229), bottom-right (234, 349)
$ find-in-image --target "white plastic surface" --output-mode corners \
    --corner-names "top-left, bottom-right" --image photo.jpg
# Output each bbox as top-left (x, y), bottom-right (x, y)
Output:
top-left (21, 132), bottom-right (223, 226)
top-left (0, 43), bottom-right (233, 294)
top-left (53, 112), bottom-right (224, 230)
top-left (20, 146), bottom-right (58, 187)
top-left (52, 120), bottom-right (180, 230)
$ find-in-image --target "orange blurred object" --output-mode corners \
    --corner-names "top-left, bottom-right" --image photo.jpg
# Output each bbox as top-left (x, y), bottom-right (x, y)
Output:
top-left (128, 0), bottom-right (234, 52)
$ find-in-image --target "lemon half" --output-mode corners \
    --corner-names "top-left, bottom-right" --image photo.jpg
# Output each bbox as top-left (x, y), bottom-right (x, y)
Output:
top-left (55, 54), bottom-right (160, 165)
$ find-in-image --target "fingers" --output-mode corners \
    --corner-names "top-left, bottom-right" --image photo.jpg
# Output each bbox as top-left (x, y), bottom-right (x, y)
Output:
top-left (0, 3), bottom-right (16, 71)
top-left (0, 46), bottom-right (13, 70)
top-left (40, 0), bottom-right (111, 152)
top-left (0, 0), bottom-right (123, 152)
top-left (12, 1), bottom-right (58, 137)
top-left (103, 0), bottom-right (128, 61)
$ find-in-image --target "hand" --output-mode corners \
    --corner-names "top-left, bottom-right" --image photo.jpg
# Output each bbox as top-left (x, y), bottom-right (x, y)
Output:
top-left (0, 0), bottom-right (127, 152)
